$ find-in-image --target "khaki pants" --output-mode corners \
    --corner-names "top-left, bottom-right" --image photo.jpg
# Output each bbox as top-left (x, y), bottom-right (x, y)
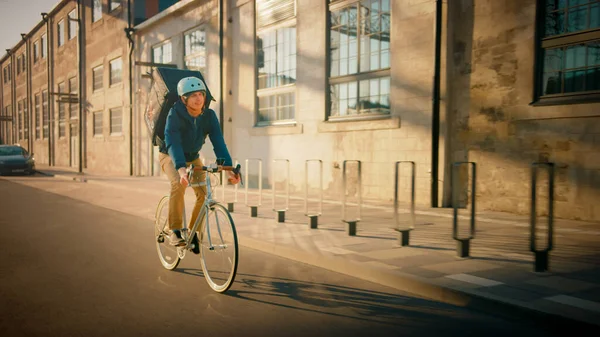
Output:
top-left (159, 152), bottom-right (207, 231)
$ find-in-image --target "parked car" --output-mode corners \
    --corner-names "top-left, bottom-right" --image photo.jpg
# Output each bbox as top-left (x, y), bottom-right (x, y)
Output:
top-left (0, 145), bottom-right (36, 175)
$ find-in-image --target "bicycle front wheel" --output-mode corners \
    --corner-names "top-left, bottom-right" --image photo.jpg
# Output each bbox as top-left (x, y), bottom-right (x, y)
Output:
top-left (155, 196), bottom-right (181, 270)
top-left (200, 203), bottom-right (239, 293)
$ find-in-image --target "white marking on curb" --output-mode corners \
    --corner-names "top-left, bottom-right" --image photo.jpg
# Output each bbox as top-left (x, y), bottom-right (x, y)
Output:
top-left (446, 274), bottom-right (503, 287)
top-left (545, 295), bottom-right (600, 313)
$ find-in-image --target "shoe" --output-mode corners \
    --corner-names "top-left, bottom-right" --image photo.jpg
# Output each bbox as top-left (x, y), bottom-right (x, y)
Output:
top-left (170, 230), bottom-right (186, 247)
top-left (191, 232), bottom-right (200, 255)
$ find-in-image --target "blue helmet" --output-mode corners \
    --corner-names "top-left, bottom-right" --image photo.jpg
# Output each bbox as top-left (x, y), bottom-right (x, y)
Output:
top-left (177, 77), bottom-right (206, 97)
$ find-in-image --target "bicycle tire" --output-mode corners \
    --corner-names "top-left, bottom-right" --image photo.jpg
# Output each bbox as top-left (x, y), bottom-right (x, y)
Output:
top-left (200, 203), bottom-right (239, 293)
top-left (155, 196), bottom-right (181, 270)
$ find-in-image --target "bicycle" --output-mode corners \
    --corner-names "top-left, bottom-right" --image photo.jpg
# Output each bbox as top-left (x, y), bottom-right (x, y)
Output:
top-left (154, 162), bottom-right (242, 293)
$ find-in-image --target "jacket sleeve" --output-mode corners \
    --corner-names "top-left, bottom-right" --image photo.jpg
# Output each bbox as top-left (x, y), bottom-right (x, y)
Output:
top-left (164, 108), bottom-right (187, 170)
top-left (207, 110), bottom-right (233, 166)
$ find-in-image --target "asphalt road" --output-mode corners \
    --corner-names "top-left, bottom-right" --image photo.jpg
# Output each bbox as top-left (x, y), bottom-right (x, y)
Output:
top-left (0, 175), bottom-right (563, 337)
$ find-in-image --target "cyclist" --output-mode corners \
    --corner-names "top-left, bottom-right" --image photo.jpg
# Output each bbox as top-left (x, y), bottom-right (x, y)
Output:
top-left (158, 76), bottom-right (240, 251)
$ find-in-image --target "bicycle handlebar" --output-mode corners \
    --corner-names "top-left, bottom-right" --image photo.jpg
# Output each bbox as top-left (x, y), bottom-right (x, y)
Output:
top-left (186, 163), bottom-right (243, 185)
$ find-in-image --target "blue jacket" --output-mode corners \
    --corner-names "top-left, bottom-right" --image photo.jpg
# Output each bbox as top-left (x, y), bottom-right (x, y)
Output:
top-left (162, 101), bottom-right (232, 169)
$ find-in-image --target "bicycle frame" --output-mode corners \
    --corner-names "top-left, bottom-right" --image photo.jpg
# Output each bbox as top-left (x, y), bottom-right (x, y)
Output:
top-left (179, 164), bottom-right (228, 254)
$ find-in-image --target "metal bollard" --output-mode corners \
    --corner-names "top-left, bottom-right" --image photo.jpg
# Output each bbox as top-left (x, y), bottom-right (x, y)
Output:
top-left (530, 162), bottom-right (554, 272)
top-left (305, 159), bottom-right (323, 229)
top-left (342, 160), bottom-right (362, 236)
top-left (394, 161), bottom-right (416, 246)
top-left (452, 162), bottom-right (476, 258)
top-left (272, 159), bottom-right (290, 223)
top-left (245, 159), bottom-right (262, 217)
top-left (221, 158), bottom-right (239, 212)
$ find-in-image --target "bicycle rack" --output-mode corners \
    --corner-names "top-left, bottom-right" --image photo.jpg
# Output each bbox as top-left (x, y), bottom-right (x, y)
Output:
top-left (305, 159), bottom-right (323, 229)
top-left (342, 160), bottom-right (362, 236)
top-left (245, 158), bottom-right (262, 217)
top-left (452, 162), bottom-right (477, 258)
top-left (220, 158), bottom-right (239, 213)
top-left (272, 159), bottom-right (290, 223)
top-left (394, 161), bottom-right (416, 246)
top-left (530, 162), bottom-right (554, 272)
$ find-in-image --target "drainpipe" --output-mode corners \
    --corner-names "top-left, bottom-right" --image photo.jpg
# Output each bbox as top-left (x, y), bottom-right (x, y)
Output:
top-left (7, 50), bottom-right (16, 145)
top-left (21, 33), bottom-right (32, 154)
top-left (431, 0), bottom-right (442, 208)
top-left (42, 12), bottom-right (53, 166)
top-left (77, 0), bottom-right (84, 175)
top-left (126, 0), bottom-right (135, 176)
top-left (219, 0), bottom-right (224, 133)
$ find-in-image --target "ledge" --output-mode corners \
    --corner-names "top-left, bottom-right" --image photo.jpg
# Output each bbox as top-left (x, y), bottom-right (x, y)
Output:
top-left (318, 116), bottom-right (400, 133)
top-left (249, 123), bottom-right (304, 136)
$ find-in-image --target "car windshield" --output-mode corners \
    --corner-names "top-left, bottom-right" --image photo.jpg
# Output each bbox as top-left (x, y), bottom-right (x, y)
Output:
top-left (0, 147), bottom-right (25, 156)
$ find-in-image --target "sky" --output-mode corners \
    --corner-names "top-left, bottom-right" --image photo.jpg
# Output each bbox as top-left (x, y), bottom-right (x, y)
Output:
top-left (0, 0), bottom-right (61, 56)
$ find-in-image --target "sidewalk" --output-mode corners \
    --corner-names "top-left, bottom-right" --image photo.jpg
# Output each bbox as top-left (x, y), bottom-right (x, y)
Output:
top-left (34, 164), bottom-right (600, 326)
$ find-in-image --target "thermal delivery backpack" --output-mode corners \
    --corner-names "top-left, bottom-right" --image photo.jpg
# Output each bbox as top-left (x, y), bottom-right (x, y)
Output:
top-left (143, 67), bottom-right (214, 148)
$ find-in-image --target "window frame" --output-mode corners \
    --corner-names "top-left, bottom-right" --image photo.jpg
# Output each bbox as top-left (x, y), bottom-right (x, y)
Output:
top-left (69, 77), bottom-right (78, 120)
top-left (152, 40), bottom-right (173, 65)
top-left (532, 0), bottom-right (600, 106)
top-left (110, 0), bottom-right (122, 12)
top-left (35, 93), bottom-right (41, 139)
top-left (326, 0), bottom-right (392, 121)
top-left (68, 10), bottom-right (78, 41)
top-left (92, 65), bottom-right (104, 92)
top-left (255, 0), bottom-right (298, 126)
top-left (24, 99), bottom-right (28, 140)
top-left (42, 90), bottom-right (49, 139)
top-left (57, 19), bottom-right (65, 47)
top-left (33, 40), bottom-right (39, 64)
top-left (41, 33), bottom-right (47, 59)
top-left (58, 82), bottom-right (66, 138)
top-left (109, 57), bottom-right (123, 86)
top-left (92, 0), bottom-right (103, 23)
top-left (109, 107), bottom-right (122, 135)
top-left (184, 26), bottom-right (207, 73)
top-left (93, 111), bottom-right (103, 137)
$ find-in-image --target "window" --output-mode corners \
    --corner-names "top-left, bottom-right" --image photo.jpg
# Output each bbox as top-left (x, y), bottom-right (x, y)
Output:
top-left (33, 41), bottom-right (39, 63)
top-left (17, 101), bottom-right (23, 140)
top-left (110, 0), bottom-right (121, 11)
top-left (328, 0), bottom-right (391, 119)
top-left (2, 65), bottom-right (10, 84)
top-left (35, 94), bottom-right (41, 139)
top-left (256, 0), bottom-right (297, 125)
top-left (185, 28), bottom-right (206, 73)
top-left (57, 19), bottom-right (65, 47)
top-left (68, 10), bottom-right (77, 40)
top-left (69, 77), bottom-right (78, 119)
top-left (42, 90), bottom-right (49, 139)
top-left (110, 107), bottom-right (122, 134)
top-left (21, 53), bottom-right (26, 73)
top-left (93, 65), bottom-right (103, 92)
top-left (92, 0), bottom-right (103, 22)
top-left (17, 56), bottom-right (21, 75)
top-left (58, 82), bottom-right (66, 138)
top-left (152, 41), bottom-right (172, 64)
top-left (93, 111), bottom-right (103, 136)
top-left (536, 0), bottom-right (600, 104)
top-left (23, 99), bottom-right (28, 140)
top-left (41, 34), bottom-right (47, 58)
top-left (109, 57), bottom-right (122, 86)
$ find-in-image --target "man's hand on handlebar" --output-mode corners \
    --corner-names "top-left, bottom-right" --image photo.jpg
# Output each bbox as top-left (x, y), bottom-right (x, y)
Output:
top-left (227, 171), bottom-right (241, 185)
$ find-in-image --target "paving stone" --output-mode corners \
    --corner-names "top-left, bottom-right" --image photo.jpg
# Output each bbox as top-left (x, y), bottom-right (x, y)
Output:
top-left (526, 276), bottom-right (597, 292)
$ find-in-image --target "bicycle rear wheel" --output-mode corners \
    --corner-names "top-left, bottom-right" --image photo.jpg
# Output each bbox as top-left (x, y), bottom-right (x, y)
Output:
top-left (200, 203), bottom-right (238, 293)
top-left (155, 196), bottom-right (181, 270)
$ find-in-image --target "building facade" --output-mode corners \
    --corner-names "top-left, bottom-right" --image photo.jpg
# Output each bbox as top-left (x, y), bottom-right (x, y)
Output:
top-left (2, 0), bottom-right (599, 222)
